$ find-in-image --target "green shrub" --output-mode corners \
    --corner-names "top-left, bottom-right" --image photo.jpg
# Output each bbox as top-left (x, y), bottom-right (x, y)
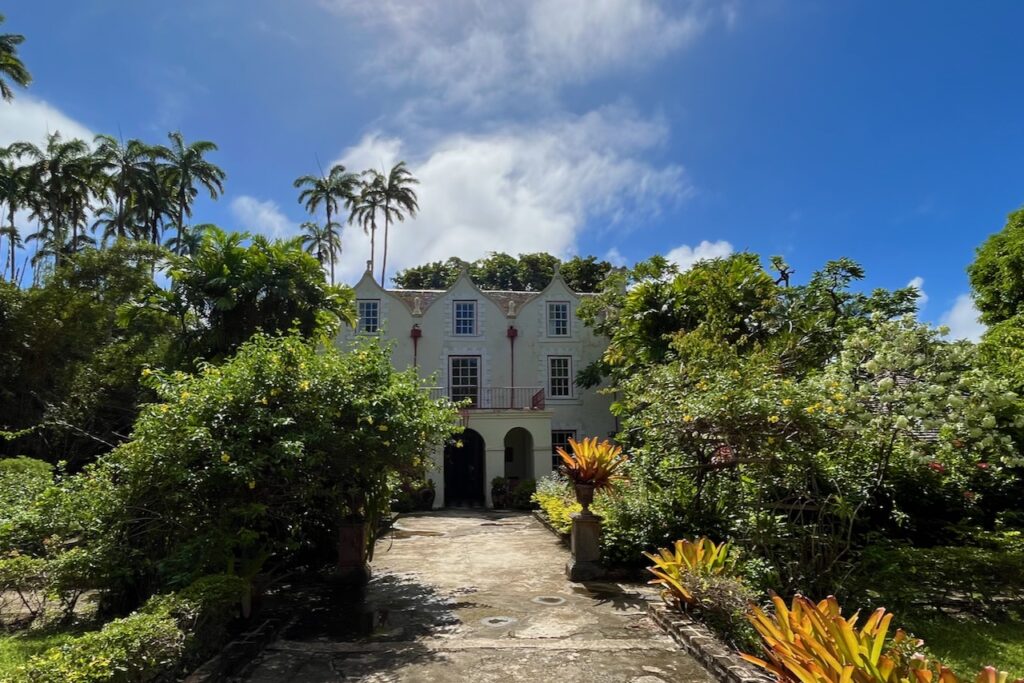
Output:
top-left (15, 612), bottom-right (184, 682)
top-left (510, 479), bottom-right (536, 510)
top-left (9, 575), bottom-right (244, 683)
top-left (532, 473), bottom-right (579, 533)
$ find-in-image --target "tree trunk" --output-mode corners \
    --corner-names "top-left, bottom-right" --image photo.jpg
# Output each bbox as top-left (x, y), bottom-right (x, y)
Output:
top-left (7, 208), bottom-right (14, 282)
top-left (177, 185), bottom-right (186, 256)
top-left (380, 200), bottom-right (389, 287)
top-left (369, 217), bottom-right (376, 271)
top-left (326, 205), bottom-right (335, 285)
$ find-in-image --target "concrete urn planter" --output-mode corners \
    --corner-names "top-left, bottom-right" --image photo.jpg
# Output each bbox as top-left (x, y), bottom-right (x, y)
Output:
top-left (573, 483), bottom-right (596, 513)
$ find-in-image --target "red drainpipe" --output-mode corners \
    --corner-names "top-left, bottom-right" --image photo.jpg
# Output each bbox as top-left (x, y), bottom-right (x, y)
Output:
top-left (507, 325), bottom-right (518, 408)
top-left (410, 324), bottom-right (422, 368)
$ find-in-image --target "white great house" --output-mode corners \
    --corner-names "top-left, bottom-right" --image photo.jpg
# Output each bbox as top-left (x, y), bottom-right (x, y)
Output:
top-left (337, 263), bottom-right (617, 508)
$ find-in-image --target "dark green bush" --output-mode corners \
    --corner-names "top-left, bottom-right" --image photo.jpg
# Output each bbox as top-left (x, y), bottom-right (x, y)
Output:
top-left (12, 574), bottom-right (244, 683)
top-left (510, 479), bottom-right (537, 510)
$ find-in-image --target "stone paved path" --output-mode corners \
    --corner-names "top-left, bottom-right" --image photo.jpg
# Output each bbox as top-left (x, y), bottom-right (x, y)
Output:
top-left (239, 510), bottom-right (712, 682)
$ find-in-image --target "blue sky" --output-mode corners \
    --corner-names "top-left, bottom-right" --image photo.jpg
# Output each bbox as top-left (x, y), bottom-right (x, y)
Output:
top-left (4, 1), bottom-right (1024, 339)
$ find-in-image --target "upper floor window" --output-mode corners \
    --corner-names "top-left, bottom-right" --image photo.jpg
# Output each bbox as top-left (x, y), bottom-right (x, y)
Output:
top-left (548, 356), bottom-right (572, 398)
top-left (547, 301), bottom-right (570, 336)
top-left (453, 300), bottom-right (477, 335)
top-left (357, 299), bottom-right (380, 333)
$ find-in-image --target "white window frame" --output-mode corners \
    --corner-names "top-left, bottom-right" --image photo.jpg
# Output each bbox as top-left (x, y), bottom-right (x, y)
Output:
top-left (449, 355), bottom-right (480, 406)
top-left (453, 300), bottom-right (478, 336)
top-left (547, 301), bottom-right (570, 337)
top-left (548, 356), bottom-right (572, 398)
top-left (357, 299), bottom-right (380, 333)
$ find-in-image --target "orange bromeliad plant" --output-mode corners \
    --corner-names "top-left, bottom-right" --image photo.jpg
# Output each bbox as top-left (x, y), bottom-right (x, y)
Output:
top-left (556, 436), bottom-right (627, 488)
top-left (643, 538), bottom-right (734, 608)
top-left (741, 594), bottom-right (1023, 683)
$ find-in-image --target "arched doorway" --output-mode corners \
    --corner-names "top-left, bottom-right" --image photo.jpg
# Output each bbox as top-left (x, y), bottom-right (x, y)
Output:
top-left (444, 428), bottom-right (485, 507)
top-left (503, 427), bottom-right (534, 486)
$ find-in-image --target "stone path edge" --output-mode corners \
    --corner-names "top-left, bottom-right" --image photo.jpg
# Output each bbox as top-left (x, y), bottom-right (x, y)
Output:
top-left (647, 604), bottom-right (773, 683)
top-left (184, 617), bottom-right (283, 682)
top-left (531, 510), bottom-right (570, 546)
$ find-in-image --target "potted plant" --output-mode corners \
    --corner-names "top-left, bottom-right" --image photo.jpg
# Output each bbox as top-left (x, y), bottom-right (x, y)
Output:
top-left (556, 437), bottom-right (627, 514)
top-left (490, 477), bottom-right (509, 509)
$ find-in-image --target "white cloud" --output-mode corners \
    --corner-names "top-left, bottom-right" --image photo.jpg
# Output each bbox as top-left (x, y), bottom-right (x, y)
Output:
top-left (321, 0), bottom-right (731, 110)
top-left (939, 294), bottom-right (985, 342)
top-left (229, 196), bottom-right (297, 239)
top-left (665, 239), bottom-right (734, 271)
top-left (907, 276), bottom-right (928, 307)
top-left (0, 95), bottom-right (95, 148)
top-left (332, 107), bottom-right (688, 283)
top-left (604, 247), bottom-right (627, 268)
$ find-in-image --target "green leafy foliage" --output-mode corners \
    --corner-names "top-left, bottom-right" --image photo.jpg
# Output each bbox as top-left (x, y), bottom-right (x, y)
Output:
top-left (0, 242), bottom-right (175, 466)
top-left (392, 252), bottom-right (613, 292)
top-left (149, 227), bottom-right (356, 363)
top-left (8, 575), bottom-right (245, 683)
top-left (969, 208), bottom-right (1024, 325)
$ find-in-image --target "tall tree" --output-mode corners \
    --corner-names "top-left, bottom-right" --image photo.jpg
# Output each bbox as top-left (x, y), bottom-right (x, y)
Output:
top-left (0, 13), bottom-right (31, 101)
top-left (299, 220), bottom-right (340, 269)
top-left (376, 162), bottom-right (419, 287)
top-left (15, 133), bottom-right (97, 268)
top-left (160, 131), bottom-right (225, 256)
top-left (350, 171), bottom-right (385, 272)
top-left (91, 135), bottom-right (152, 244)
top-left (0, 149), bottom-right (28, 281)
top-left (293, 164), bottom-right (358, 285)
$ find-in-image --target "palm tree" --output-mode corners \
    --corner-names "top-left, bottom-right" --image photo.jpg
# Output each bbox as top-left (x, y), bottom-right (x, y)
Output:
top-left (350, 171), bottom-right (385, 273)
top-left (0, 14), bottom-right (30, 102)
top-left (92, 135), bottom-right (152, 244)
top-left (293, 164), bottom-right (358, 285)
top-left (160, 131), bottom-right (225, 255)
top-left (376, 161), bottom-right (419, 287)
top-left (15, 133), bottom-right (97, 267)
top-left (0, 148), bottom-right (28, 281)
top-left (165, 222), bottom-right (215, 257)
top-left (299, 220), bottom-right (341, 270)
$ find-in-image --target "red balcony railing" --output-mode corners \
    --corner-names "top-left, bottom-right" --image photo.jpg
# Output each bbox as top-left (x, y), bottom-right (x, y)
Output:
top-left (426, 386), bottom-right (545, 410)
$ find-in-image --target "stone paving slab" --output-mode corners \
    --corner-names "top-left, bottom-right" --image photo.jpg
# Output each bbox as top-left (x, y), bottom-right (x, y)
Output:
top-left (238, 511), bottom-right (712, 682)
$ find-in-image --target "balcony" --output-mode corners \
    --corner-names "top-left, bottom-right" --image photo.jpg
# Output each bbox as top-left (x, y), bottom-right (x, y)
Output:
top-left (426, 386), bottom-right (545, 410)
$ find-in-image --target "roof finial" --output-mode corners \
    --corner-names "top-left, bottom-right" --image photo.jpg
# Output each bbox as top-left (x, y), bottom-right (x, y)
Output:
top-left (365, 260), bottom-right (373, 274)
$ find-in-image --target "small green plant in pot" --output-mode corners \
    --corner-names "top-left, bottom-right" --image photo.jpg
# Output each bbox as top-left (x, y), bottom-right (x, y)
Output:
top-left (556, 437), bottom-right (627, 513)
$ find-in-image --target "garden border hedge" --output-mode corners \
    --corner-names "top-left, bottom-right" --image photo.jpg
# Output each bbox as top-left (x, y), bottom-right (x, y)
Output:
top-left (647, 603), bottom-right (771, 683)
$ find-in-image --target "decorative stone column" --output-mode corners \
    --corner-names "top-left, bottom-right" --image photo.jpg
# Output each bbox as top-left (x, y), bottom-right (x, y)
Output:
top-left (333, 520), bottom-right (371, 585)
top-left (566, 510), bottom-right (605, 581)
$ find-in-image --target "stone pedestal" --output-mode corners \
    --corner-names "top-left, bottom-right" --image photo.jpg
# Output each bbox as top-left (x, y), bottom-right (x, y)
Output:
top-left (332, 520), bottom-right (371, 585)
top-left (566, 511), bottom-right (605, 581)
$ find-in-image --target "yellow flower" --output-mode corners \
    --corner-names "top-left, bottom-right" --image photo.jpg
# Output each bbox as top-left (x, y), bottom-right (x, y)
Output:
top-left (248, 480), bottom-right (256, 490)
top-left (220, 452), bottom-right (231, 463)
top-left (805, 405), bottom-right (816, 414)
top-left (160, 405), bottom-right (169, 413)
top-left (782, 399), bottom-right (792, 406)
top-left (825, 406), bottom-right (834, 414)
top-left (833, 393), bottom-right (845, 401)
top-left (378, 424), bottom-right (389, 432)
top-left (696, 381), bottom-right (708, 391)
top-left (259, 397), bottom-right (268, 405)
top-left (683, 414), bottom-right (694, 423)
top-left (270, 388), bottom-right (281, 397)
top-left (768, 415), bottom-right (780, 424)
top-left (180, 391), bottom-right (190, 400)
top-left (767, 436), bottom-right (775, 445)
top-left (141, 368), bottom-right (153, 377)
top-left (299, 380), bottom-right (311, 392)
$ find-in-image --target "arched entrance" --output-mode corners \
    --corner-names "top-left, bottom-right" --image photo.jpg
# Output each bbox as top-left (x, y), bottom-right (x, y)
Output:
top-left (444, 428), bottom-right (485, 507)
top-left (503, 427), bottom-right (534, 485)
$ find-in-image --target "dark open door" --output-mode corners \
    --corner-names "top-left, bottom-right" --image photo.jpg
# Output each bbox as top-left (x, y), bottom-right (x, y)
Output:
top-left (444, 428), bottom-right (485, 507)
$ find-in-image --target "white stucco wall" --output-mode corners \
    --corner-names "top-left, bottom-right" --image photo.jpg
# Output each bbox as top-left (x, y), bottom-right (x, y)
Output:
top-left (337, 266), bottom-right (617, 507)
